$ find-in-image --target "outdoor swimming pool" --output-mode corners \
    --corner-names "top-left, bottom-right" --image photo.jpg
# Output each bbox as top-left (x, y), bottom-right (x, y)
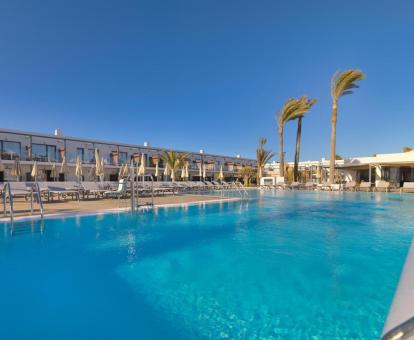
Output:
top-left (1, 191), bottom-right (413, 339)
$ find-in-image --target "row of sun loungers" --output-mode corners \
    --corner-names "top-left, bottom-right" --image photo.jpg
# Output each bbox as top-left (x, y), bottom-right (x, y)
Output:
top-left (0, 179), bottom-right (244, 202)
top-left (4, 179), bottom-right (413, 202)
top-left (261, 180), bottom-right (414, 193)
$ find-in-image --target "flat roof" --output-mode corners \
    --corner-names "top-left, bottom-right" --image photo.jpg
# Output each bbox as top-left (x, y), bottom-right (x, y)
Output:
top-left (0, 127), bottom-right (255, 162)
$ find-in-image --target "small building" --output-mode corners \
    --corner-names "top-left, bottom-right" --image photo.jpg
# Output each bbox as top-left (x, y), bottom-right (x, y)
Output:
top-left (264, 151), bottom-right (414, 186)
top-left (338, 151), bottom-right (414, 186)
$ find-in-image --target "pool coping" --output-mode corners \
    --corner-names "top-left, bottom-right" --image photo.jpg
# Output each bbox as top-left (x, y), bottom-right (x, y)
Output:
top-left (0, 196), bottom-right (242, 223)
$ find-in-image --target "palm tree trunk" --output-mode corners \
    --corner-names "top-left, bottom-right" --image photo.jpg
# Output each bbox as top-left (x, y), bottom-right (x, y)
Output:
top-left (293, 117), bottom-right (302, 181)
top-left (278, 124), bottom-right (284, 177)
top-left (257, 166), bottom-right (262, 185)
top-left (329, 102), bottom-right (338, 184)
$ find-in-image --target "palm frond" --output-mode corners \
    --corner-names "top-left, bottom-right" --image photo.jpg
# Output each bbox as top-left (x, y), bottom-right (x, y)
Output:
top-left (161, 150), bottom-right (189, 175)
top-left (331, 69), bottom-right (365, 101)
top-left (276, 96), bottom-right (317, 126)
top-left (258, 137), bottom-right (267, 148)
top-left (256, 137), bottom-right (274, 171)
top-left (256, 149), bottom-right (274, 166)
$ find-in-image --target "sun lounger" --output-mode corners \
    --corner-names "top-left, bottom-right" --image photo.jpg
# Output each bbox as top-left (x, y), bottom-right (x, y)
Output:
top-left (212, 181), bottom-right (224, 189)
top-left (344, 181), bottom-right (356, 191)
top-left (304, 182), bottom-right (316, 190)
top-left (289, 182), bottom-right (303, 190)
top-left (330, 184), bottom-right (342, 191)
top-left (317, 183), bottom-right (341, 191)
top-left (187, 181), bottom-right (203, 190)
top-left (400, 182), bottom-right (414, 193)
top-left (221, 181), bottom-right (231, 189)
top-left (82, 181), bottom-right (107, 199)
top-left (105, 179), bottom-right (128, 198)
top-left (192, 181), bottom-right (208, 190)
top-left (152, 182), bottom-right (175, 196)
top-left (204, 181), bottom-right (217, 190)
top-left (232, 181), bottom-right (243, 189)
top-left (375, 180), bottom-right (390, 192)
top-left (318, 183), bottom-right (332, 191)
top-left (177, 181), bottom-right (194, 192)
top-left (265, 177), bottom-right (288, 190)
top-left (45, 182), bottom-right (81, 201)
top-left (358, 181), bottom-right (372, 192)
top-left (100, 181), bottom-right (116, 190)
top-left (7, 182), bottom-right (32, 199)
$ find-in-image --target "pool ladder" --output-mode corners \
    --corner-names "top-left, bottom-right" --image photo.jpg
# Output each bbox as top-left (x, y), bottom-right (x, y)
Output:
top-left (3, 182), bottom-right (14, 222)
top-left (226, 183), bottom-right (248, 200)
top-left (130, 173), bottom-right (155, 212)
top-left (3, 182), bottom-right (44, 223)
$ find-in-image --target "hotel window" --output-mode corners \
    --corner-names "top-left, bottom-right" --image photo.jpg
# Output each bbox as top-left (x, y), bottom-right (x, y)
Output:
top-left (76, 148), bottom-right (84, 161)
top-left (1, 141), bottom-right (21, 160)
top-left (85, 149), bottom-right (95, 163)
top-left (32, 144), bottom-right (47, 161)
top-left (32, 144), bottom-right (57, 162)
top-left (119, 151), bottom-right (128, 164)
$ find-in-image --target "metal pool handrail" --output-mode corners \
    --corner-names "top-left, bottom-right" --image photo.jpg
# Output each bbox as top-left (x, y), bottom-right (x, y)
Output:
top-left (3, 182), bottom-right (14, 222)
top-left (382, 240), bottom-right (414, 340)
top-left (34, 181), bottom-right (44, 218)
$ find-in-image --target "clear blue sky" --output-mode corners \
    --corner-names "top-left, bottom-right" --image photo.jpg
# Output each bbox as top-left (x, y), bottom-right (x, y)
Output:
top-left (0, 1), bottom-right (413, 161)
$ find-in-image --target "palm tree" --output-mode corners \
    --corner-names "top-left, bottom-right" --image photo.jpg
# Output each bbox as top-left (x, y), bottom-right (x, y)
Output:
top-left (161, 150), bottom-right (189, 181)
top-left (239, 166), bottom-right (256, 187)
top-left (329, 69), bottom-right (365, 184)
top-left (293, 96), bottom-right (317, 181)
top-left (276, 98), bottom-right (310, 177)
top-left (256, 137), bottom-right (274, 184)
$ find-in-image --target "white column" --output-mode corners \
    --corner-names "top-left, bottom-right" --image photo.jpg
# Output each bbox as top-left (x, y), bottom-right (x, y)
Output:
top-left (375, 165), bottom-right (382, 185)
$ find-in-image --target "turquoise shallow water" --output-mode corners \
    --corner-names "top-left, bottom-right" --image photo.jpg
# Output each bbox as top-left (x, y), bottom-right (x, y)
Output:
top-left (1, 191), bottom-right (414, 339)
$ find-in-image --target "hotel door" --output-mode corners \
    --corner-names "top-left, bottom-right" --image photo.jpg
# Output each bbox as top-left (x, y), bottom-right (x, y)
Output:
top-left (45, 170), bottom-right (53, 181)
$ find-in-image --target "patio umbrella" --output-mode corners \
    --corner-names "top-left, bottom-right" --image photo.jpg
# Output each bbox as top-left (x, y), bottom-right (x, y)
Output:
top-left (11, 158), bottom-right (22, 181)
top-left (0, 157), bottom-right (4, 172)
top-left (75, 156), bottom-right (83, 182)
top-left (31, 161), bottom-right (39, 180)
top-left (135, 161), bottom-right (139, 177)
top-left (122, 163), bottom-right (129, 178)
top-left (30, 161), bottom-right (39, 181)
top-left (181, 166), bottom-right (185, 179)
top-left (100, 159), bottom-right (105, 180)
top-left (118, 164), bottom-right (124, 178)
top-left (138, 154), bottom-right (145, 176)
top-left (51, 162), bottom-right (57, 181)
top-left (163, 163), bottom-right (170, 176)
top-left (60, 156), bottom-right (66, 174)
top-left (202, 164), bottom-right (206, 179)
top-left (219, 165), bottom-right (224, 182)
top-left (184, 163), bottom-right (189, 179)
top-left (199, 163), bottom-right (202, 178)
top-left (95, 149), bottom-right (104, 180)
top-left (155, 161), bottom-right (159, 178)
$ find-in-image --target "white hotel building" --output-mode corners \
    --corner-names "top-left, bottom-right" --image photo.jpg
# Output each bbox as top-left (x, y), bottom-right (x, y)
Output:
top-left (265, 150), bottom-right (414, 186)
top-left (0, 128), bottom-right (256, 182)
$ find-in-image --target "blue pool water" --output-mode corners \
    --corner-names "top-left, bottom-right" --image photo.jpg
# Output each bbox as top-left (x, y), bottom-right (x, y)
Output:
top-left (1, 191), bottom-right (414, 339)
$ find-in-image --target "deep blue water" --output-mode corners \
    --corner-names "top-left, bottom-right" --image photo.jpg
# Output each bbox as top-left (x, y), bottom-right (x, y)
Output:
top-left (1, 191), bottom-right (414, 339)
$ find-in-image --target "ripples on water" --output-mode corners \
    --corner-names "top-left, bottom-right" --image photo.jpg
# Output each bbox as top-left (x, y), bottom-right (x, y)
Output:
top-left (1, 191), bottom-right (414, 339)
